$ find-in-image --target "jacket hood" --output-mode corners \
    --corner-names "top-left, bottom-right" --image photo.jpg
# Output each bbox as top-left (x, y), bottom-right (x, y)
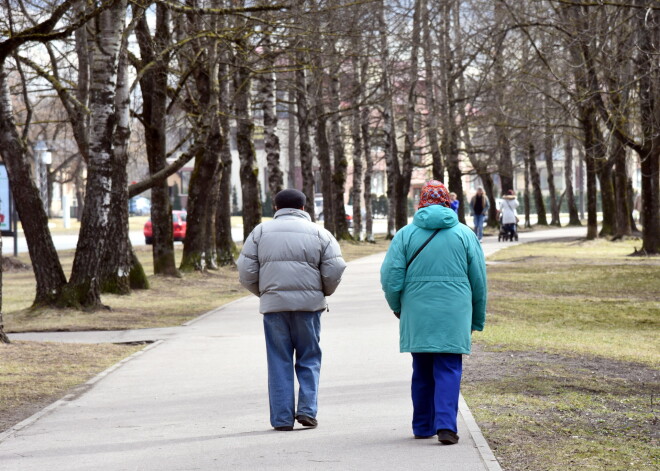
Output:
top-left (413, 204), bottom-right (459, 230)
top-left (273, 208), bottom-right (311, 221)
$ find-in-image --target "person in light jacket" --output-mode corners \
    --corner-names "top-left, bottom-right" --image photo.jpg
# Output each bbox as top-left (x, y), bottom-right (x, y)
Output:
top-left (380, 180), bottom-right (487, 445)
top-left (237, 189), bottom-right (346, 432)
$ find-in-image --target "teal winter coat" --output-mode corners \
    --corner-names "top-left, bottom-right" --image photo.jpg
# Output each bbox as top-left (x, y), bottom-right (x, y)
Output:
top-left (380, 205), bottom-right (487, 354)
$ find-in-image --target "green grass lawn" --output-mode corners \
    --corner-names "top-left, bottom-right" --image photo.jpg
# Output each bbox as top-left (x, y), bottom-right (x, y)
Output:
top-left (464, 238), bottom-right (659, 471)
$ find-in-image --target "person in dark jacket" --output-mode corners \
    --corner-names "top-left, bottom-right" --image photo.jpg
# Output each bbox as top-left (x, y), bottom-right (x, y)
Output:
top-left (380, 180), bottom-right (487, 445)
top-left (469, 187), bottom-right (490, 241)
top-left (237, 189), bottom-right (346, 431)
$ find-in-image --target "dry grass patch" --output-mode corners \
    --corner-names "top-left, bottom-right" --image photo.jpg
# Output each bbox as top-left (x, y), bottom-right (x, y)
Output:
top-left (463, 238), bottom-right (660, 471)
top-left (4, 234), bottom-right (390, 333)
top-left (0, 341), bottom-right (142, 432)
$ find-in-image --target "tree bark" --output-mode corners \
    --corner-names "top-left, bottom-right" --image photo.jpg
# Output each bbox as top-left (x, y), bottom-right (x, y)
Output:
top-left (259, 30), bottom-right (283, 211)
top-left (295, 57), bottom-right (316, 219)
top-left (0, 235), bottom-right (8, 344)
top-left (328, 52), bottom-right (350, 240)
top-left (563, 137), bottom-right (581, 226)
top-left (543, 131), bottom-right (560, 226)
top-left (612, 139), bottom-right (632, 238)
top-left (215, 49), bottom-right (236, 266)
top-left (135, 4), bottom-right (178, 276)
top-left (523, 153), bottom-right (531, 228)
top-left (234, 48), bottom-right (262, 241)
top-left (350, 40), bottom-right (363, 241)
top-left (421, 0), bottom-right (443, 182)
top-left (596, 146), bottom-right (617, 238)
top-left (362, 103), bottom-right (374, 243)
top-left (0, 64), bottom-right (67, 306)
top-left (528, 143), bottom-right (548, 226)
top-left (66, 0), bottom-right (126, 309)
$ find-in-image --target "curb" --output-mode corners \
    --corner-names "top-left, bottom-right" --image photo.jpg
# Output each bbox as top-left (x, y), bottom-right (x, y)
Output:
top-left (0, 340), bottom-right (164, 444)
top-left (459, 395), bottom-right (503, 471)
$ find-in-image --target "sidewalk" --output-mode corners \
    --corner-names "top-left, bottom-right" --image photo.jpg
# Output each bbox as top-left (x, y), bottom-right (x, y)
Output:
top-left (1, 227), bottom-right (584, 470)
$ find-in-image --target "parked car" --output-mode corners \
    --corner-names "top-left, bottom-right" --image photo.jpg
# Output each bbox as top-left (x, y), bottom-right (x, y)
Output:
top-left (144, 210), bottom-right (187, 244)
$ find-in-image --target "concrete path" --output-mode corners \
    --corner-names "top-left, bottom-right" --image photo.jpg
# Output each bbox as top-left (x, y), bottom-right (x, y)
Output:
top-left (1, 226), bottom-right (584, 470)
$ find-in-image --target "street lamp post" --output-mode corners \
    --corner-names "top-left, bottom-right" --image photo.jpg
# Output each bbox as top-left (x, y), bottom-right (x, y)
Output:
top-left (33, 139), bottom-right (52, 216)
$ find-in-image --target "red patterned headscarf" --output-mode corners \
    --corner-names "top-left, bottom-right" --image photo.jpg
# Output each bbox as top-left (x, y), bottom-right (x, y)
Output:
top-left (418, 180), bottom-right (451, 209)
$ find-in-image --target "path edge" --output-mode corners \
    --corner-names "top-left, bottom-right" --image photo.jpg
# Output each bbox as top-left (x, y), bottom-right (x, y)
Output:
top-left (459, 394), bottom-right (503, 471)
top-left (0, 340), bottom-right (165, 444)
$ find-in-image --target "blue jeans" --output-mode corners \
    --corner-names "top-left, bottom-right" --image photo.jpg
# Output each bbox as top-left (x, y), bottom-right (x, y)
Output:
top-left (473, 214), bottom-right (485, 240)
top-left (411, 353), bottom-right (463, 436)
top-left (263, 311), bottom-right (322, 428)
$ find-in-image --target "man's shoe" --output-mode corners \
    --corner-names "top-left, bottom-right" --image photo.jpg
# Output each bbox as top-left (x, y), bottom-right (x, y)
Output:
top-left (295, 415), bottom-right (318, 428)
top-left (273, 425), bottom-right (294, 431)
top-left (437, 429), bottom-right (459, 445)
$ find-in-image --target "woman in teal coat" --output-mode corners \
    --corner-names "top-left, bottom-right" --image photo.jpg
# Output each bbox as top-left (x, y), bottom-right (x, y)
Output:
top-left (380, 180), bottom-right (487, 444)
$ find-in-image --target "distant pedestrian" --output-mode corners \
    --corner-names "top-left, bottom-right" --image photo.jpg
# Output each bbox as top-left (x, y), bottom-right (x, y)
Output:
top-left (449, 192), bottom-right (460, 214)
top-left (380, 180), bottom-right (487, 445)
top-left (237, 189), bottom-right (347, 431)
top-left (469, 188), bottom-right (490, 241)
top-left (498, 189), bottom-right (519, 237)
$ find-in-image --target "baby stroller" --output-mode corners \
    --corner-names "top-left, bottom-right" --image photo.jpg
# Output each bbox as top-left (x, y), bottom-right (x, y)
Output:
top-left (497, 214), bottom-right (518, 242)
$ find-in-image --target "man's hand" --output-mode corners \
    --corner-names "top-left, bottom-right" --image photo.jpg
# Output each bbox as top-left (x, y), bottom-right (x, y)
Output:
top-left (393, 311), bottom-right (400, 319)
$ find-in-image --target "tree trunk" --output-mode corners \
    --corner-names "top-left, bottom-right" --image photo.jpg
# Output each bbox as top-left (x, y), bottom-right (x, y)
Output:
top-left (287, 81), bottom-right (297, 189)
top-left (135, 4), bottom-right (178, 276)
top-left (350, 44), bottom-right (363, 241)
top-left (523, 154), bottom-right (531, 228)
top-left (295, 59), bottom-right (316, 219)
top-left (259, 31), bottom-right (283, 212)
top-left (362, 104), bottom-right (374, 243)
top-left (378, 0), bottom-right (400, 238)
top-left (579, 110), bottom-right (600, 240)
top-left (0, 64), bottom-right (67, 306)
top-left (315, 112), bottom-right (335, 235)
top-left (421, 0), bottom-right (443, 182)
top-left (66, 0), bottom-right (126, 309)
top-left (100, 44), bottom-right (147, 294)
top-left (563, 137), bottom-right (581, 226)
top-left (0, 235), bottom-right (8, 344)
top-left (612, 139), bottom-right (632, 239)
top-left (528, 143), bottom-right (548, 226)
top-left (328, 56), bottom-right (350, 240)
top-left (543, 131), bottom-right (560, 226)
top-left (235, 54), bottom-right (261, 241)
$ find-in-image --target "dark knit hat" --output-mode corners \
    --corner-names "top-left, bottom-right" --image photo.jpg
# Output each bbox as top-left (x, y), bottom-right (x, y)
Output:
top-left (274, 189), bottom-right (306, 209)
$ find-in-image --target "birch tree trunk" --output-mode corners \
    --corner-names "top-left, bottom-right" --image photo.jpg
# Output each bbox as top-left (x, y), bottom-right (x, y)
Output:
top-left (350, 40), bottom-right (363, 241)
top-left (100, 44), bottom-right (148, 293)
top-left (524, 153), bottom-right (531, 228)
top-left (612, 139), bottom-right (632, 238)
top-left (543, 131), bottom-right (560, 226)
top-left (66, 0), bottom-right (127, 308)
top-left (362, 101), bottom-right (374, 243)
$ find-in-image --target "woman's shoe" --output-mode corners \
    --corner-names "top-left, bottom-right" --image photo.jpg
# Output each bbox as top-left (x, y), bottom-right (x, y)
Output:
top-left (437, 429), bottom-right (459, 445)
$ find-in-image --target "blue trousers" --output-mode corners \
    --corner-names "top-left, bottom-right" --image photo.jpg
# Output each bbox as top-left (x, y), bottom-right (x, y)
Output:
top-left (473, 214), bottom-right (485, 240)
top-left (263, 311), bottom-right (322, 428)
top-left (411, 353), bottom-right (463, 436)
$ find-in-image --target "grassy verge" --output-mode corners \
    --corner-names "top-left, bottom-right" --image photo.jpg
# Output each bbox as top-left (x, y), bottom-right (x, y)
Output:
top-left (463, 239), bottom-right (659, 471)
top-left (0, 342), bottom-right (142, 433)
top-left (4, 235), bottom-right (390, 332)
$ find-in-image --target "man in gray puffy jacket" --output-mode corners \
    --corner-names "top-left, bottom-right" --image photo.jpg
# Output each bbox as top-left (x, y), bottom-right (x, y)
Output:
top-left (237, 189), bottom-right (346, 431)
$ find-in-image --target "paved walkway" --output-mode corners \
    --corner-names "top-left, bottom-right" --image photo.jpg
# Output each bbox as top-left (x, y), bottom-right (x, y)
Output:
top-left (1, 226), bottom-right (585, 470)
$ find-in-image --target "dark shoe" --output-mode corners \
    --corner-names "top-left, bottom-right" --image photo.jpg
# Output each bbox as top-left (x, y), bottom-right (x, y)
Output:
top-left (414, 434), bottom-right (435, 439)
top-left (437, 429), bottom-right (459, 445)
top-left (273, 425), bottom-right (293, 431)
top-left (295, 415), bottom-right (318, 428)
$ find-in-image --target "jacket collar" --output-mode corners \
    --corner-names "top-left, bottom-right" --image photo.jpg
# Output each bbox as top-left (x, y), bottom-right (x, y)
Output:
top-left (273, 208), bottom-right (311, 221)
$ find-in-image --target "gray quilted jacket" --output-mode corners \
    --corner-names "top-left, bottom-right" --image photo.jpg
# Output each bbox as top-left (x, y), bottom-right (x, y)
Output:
top-left (237, 208), bottom-right (347, 314)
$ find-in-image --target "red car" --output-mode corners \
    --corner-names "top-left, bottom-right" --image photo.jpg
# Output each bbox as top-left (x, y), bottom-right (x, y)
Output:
top-left (144, 211), bottom-right (187, 244)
